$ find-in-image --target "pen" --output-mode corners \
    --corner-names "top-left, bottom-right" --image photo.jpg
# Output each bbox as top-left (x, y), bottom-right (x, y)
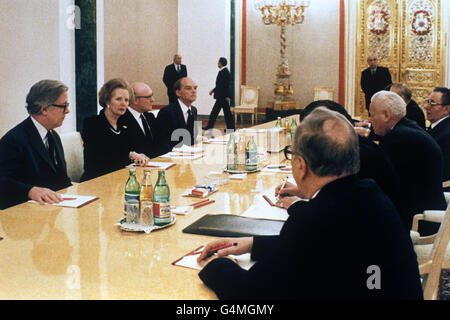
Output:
top-left (276, 177), bottom-right (288, 200)
top-left (267, 165), bottom-right (286, 169)
top-left (192, 200), bottom-right (215, 209)
top-left (190, 198), bottom-right (210, 207)
top-left (189, 242), bottom-right (238, 256)
top-left (62, 198), bottom-right (77, 201)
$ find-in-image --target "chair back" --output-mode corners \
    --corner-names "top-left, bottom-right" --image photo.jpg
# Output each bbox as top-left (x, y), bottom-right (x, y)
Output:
top-left (420, 204), bottom-right (450, 299)
top-left (60, 131), bottom-right (84, 183)
top-left (313, 86), bottom-right (334, 101)
top-left (239, 85), bottom-right (259, 108)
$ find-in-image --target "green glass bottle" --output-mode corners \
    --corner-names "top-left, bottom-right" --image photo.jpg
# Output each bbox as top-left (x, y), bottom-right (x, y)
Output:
top-left (153, 170), bottom-right (171, 226)
top-left (124, 168), bottom-right (140, 224)
top-left (226, 134), bottom-right (236, 171)
top-left (275, 116), bottom-right (282, 128)
top-left (290, 117), bottom-right (298, 141)
top-left (246, 136), bottom-right (258, 172)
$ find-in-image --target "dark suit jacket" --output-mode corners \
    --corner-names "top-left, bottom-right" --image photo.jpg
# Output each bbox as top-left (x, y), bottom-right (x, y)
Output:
top-left (199, 176), bottom-right (423, 300)
top-left (81, 110), bottom-right (133, 181)
top-left (0, 117), bottom-right (71, 209)
top-left (162, 64), bottom-right (187, 97)
top-left (379, 117), bottom-right (446, 230)
top-left (155, 100), bottom-right (198, 153)
top-left (428, 116), bottom-right (450, 182)
top-left (358, 136), bottom-right (404, 218)
top-left (406, 99), bottom-right (426, 130)
top-left (212, 67), bottom-right (231, 100)
top-left (361, 66), bottom-right (392, 110)
top-left (117, 109), bottom-right (164, 158)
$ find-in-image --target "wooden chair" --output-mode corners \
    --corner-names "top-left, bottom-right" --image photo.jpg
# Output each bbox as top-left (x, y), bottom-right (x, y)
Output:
top-left (233, 85), bottom-right (259, 127)
top-left (313, 86), bottom-right (334, 101)
top-left (60, 131), bottom-right (84, 183)
top-left (413, 204), bottom-right (450, 299)
top-left (444, 180), bottom-right (450, 189)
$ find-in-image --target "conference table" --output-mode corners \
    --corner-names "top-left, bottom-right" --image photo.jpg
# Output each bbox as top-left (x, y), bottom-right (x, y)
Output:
top-left (0, 118), bottom-right (297, 299)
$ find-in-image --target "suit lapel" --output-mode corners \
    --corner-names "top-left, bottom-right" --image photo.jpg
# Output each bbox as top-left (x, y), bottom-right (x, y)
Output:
top-left (24, 117), bottom-right (57, 172)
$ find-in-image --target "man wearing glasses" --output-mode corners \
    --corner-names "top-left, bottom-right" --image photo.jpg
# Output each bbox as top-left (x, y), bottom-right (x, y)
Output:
top-left (424, 87), bottom-right (450, 185)
top-left (119, 82), bottom-right (163, 158)
top-left (197, 108), bottom-right (422, 299)
top-left (0, 79), bottom-right (72, 209)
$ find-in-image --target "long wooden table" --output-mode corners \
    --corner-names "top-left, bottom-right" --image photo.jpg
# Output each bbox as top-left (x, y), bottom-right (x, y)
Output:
top-left (0, 118), bottom-right (297, 299)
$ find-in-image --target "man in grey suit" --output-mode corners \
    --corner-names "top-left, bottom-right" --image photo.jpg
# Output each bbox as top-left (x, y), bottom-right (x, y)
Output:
top-left (0, 80), bottom-right (72, 209)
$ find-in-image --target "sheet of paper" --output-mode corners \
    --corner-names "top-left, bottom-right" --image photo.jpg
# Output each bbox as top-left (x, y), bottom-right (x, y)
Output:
top-left (172, 246), bottom-right (255, 271)
top-left (160, 152), bottom-right (204, 160)
top-left (172, 206), bottom-right (194, 215)
top-left (241, 203), bottom-right (289, 221)
top-left (144, 161), bottom-right (176, 170)
top-left (28, 194), bottom-right (98, 208)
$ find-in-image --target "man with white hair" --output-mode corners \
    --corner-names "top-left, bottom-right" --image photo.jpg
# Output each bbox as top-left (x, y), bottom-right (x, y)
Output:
top-left (369, 91), bottom-right (446, 234)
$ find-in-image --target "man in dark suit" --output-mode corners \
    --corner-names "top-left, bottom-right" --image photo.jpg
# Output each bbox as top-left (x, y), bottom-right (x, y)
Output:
top-left (197, 107), bottom-right (423, 299)
top-left (389, 83), bottom-right (426, 130)
top-left (203, 57), bottom-right (235, 131)
top-left (156, 77), bottom-right (198, 153)
top-left (361, 55), bottom-right (392, 113)
top-left (162, 54), bottom-right (187, 104)
top-left (118, 82), bottom-right (163, 158)
top-left (0, 80), bottom-right (72, 209)
top-left (370, 91), bottom-right (446, 234)
top-left (424, 87), bottom-right (450, 184)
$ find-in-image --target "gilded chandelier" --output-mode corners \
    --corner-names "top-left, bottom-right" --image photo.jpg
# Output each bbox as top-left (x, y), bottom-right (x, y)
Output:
top-left (254, 0), bottom-right (310, 101)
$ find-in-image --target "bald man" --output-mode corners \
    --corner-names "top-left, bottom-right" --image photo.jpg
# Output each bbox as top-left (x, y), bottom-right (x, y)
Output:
top-left (118, 82), bottom-right (163, 158)
top-left (361, 54), bottom-right (392, 113)
top-left (198, 108), bottom-right (422, 299)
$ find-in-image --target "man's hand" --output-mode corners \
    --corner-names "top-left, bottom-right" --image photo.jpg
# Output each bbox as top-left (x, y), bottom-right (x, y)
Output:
top-left (28, 187), bottom-right (63, 205)
top-left (275, 181), bottom-right (300, 198)
top-left (197, 237), bottom-right (253, 267)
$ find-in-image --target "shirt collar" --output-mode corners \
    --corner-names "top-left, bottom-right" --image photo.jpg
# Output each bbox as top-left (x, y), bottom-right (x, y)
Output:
top-left (128, 107), bottom-right (142, 121)
top-left (30, 115), bottom-right (49, 143)
top-left (431, 115), bottom-right (449, 129)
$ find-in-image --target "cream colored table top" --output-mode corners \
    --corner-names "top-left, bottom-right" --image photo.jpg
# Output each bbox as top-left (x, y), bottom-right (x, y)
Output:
top-left (0, 120), bottom-right (294, 299)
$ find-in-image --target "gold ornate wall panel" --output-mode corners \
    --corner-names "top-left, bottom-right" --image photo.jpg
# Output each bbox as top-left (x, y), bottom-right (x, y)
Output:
top-left (401, 0), bottom-right (444, 107)
top-left (356, 0), bottom-right (445, 117)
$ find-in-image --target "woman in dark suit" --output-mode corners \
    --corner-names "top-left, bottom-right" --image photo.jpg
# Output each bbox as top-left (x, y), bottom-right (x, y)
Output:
top-left (81, 78), bottom-right (149, 181)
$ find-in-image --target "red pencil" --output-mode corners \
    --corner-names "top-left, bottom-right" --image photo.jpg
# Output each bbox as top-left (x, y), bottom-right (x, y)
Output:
top-left (192, 199), bottom-right (215, 209)
top-left (62, 198), bottom-right (77, 201)
top-left (189, 242), bottom-right (238, 256)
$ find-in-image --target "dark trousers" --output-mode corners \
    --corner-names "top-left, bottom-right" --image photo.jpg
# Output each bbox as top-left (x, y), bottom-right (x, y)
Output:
top-left (206, 98), bottom-right (235, 130)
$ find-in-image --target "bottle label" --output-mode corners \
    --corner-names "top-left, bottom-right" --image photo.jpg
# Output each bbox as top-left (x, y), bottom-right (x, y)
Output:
top-left (246, 151), bottom-right (258, 171)
top-left (153, 202), bottom-right (171, 220)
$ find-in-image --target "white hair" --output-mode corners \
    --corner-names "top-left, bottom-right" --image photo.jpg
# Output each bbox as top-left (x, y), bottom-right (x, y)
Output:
top-left (371, 90), bottom-right (406, 119)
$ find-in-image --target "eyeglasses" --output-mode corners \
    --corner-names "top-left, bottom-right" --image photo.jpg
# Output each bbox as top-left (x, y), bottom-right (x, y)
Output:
top-left (49, 102), bottom-right (69, 112)
top-left (284, 145), bottom-right (293, 160)
top-left (424, 99), bottom-right (442, 107)
top-left (136, 95), bottom-right (153, 99)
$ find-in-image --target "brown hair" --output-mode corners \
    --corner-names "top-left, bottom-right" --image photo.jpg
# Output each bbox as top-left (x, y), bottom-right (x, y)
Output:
top-left (98, 78), bottom-right (132, 108)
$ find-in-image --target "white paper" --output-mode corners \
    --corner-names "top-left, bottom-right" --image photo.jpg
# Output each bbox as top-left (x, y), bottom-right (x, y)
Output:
top-left (173, 246), bottom-right (255, 271)
top-left (144, 161), bottom-right (175, 170)
top-left (229, 173), bottom-right (247, 180)
top-left (172, 206), bottom-right (194, 215)
top-left (28, 194), bottom-right (98, 208)
top-left (160, 152), bottom-right (204, 160)
top-left (172, 145), bottom-right (204, 154)
top-left (240, 203), bottom-right (289, 221)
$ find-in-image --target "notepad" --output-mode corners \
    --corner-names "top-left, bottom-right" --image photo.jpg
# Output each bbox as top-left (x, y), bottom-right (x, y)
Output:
top-left (28, 194), bottom-right (98, 208)
top-left (172, 245), bottom-right (255, 271)
top-left (160, 152), bottom-right (204, 160)
top-left (144, 161), bottom-right (176, 170)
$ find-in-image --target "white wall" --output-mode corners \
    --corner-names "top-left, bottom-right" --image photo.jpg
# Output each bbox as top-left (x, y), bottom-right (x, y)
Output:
top-left (178, 0), bottom-right (231, 115)
top-left (0, 0), bottom-right (76, 137)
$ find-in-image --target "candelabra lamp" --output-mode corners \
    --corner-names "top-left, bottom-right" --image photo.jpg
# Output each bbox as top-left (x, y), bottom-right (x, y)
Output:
top-left (254, 0), bottom-right (310, 101)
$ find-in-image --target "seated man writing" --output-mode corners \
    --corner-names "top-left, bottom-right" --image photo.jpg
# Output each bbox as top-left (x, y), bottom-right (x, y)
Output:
top-left (197, 107), bottom-right (423, 300)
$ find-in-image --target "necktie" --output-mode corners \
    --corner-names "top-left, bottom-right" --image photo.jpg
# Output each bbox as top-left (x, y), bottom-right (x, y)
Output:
top-left (177, 65), bottom-right (180, 73)
top-left (46, 131), bottom-right (57, 167)
top-left (187, 109), bottom-right (194, 145)
top-left (140, 114), bottom-right (153, 139)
